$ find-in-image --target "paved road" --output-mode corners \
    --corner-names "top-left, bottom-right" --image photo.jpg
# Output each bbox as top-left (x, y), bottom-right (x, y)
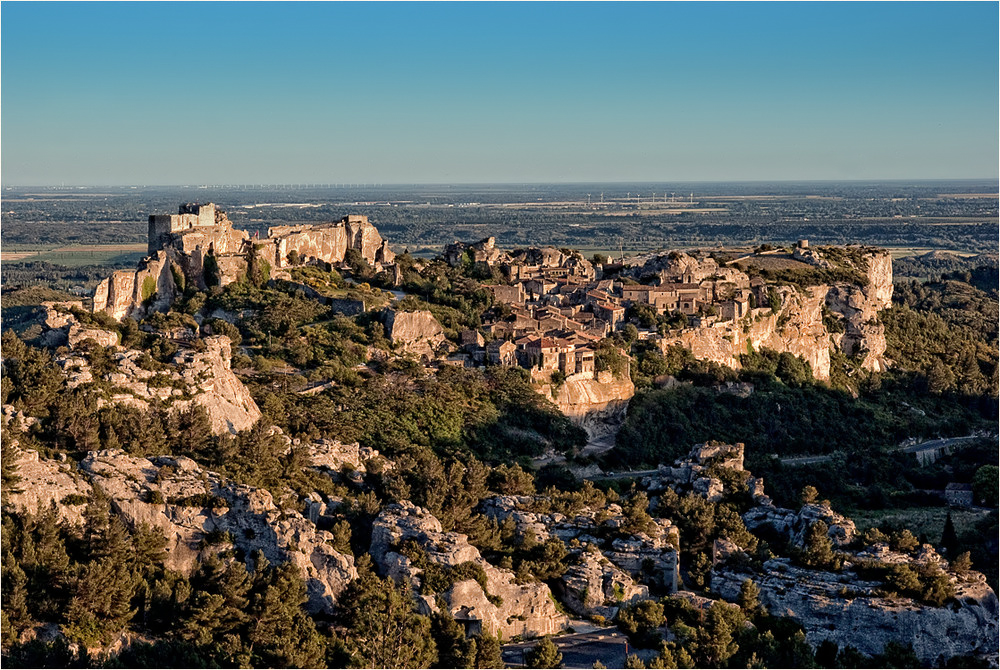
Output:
top-left (502, 627), bottom-right (647, 669)
top-left (896, 435), bottom-right (985, 454)
top-left (778, 434), bottom-right (991, 467)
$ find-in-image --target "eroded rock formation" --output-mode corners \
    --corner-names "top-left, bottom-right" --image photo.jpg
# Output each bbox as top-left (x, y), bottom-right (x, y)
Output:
top-left (370, 502), bottom-right (568, 638)
top-left (50, 310), bottom-right (260, 435)
top-left (382, 309), bottom-right (446, 357)
top-left (5, 449), bottom-right (357, 613)
top-left (268, 215), bottom-right (394, 269)
top-left (557, 549), bottom-right (648, 619)
top-left (547, 375), bottom-right (636, 440)
top-left (713, 559), bottom-right (998, 664)
top-left (94, 205), bottom-right (394, 321)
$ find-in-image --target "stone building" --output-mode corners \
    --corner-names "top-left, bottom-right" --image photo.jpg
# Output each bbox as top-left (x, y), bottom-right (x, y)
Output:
top-left (94, 204), bottom-right (394, 321)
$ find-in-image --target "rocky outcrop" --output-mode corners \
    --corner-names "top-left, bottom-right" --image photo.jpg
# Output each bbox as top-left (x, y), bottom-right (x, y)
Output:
top-left (548, 375), bottom-right (635, 440)
top-left (444, 237), bottom-right (507, 267)
top-left (742, 501), bottom-right (857, 549)
top-left (382, 309), bottom-right (446, 357)
top-left (643, 442), bottom-right (760, 506)
top-left (556, 550), bottom-right (648, 619)
top-left (624, 251), bottom-right (724, 283)
top-left (713, 559), bottom-right (998, 664)
top-left (4, 446), bottom-right (92, 526)
top-left (268, 215), bottom-right (393, 269)
top-left (660, 285), bottom-right (832, 380)
top-left (481, 495), bottom-right (680, 593)
top-left (95, 205), bottom-right (395, 321)
top-left (56, 329), bottom-right (260, 435)
top-left (371, 502), bottom-right (568, 639)
top-left (93, 249), bottom-right (182, 321)
top-left (5, 448), bottom-right (357, 613)
top-left (303, 439), bottom-right (389, 474)
top-left (80, 450), bottom-right (356, 613)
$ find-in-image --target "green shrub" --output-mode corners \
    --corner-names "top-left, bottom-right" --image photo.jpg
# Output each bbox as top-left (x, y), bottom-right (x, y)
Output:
top-left (141, 276), bottom-right (157, 304)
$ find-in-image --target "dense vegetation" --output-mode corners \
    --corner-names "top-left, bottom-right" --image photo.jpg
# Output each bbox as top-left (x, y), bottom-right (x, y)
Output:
top-left (1, 238), bottom-right (996, 668)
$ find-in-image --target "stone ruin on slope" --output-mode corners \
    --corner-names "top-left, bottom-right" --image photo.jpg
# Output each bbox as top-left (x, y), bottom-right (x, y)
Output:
top-left (94, 203), bottom-right (394, 320)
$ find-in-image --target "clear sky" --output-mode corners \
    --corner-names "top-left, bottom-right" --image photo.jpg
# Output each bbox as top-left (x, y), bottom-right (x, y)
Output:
top-left (2, 1), bottom-right (997, 185)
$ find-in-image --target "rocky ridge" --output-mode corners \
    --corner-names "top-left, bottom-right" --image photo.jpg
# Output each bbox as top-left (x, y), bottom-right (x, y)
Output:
top-left (647, 443), bottom-right (996, 663)
top-left (640, 248), bottom-right (893, 379)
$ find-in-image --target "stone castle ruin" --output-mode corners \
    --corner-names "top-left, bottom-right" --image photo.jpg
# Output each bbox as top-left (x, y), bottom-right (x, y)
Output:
top-left (94, 203), bottom-right (393, 320)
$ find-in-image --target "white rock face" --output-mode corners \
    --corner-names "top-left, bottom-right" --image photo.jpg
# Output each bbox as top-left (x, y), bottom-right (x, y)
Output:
top-left (557, 550), bottom-right (648, 619)
top-left (8, 449), bottom-right (357, 613)
top-left (4, 446), bottom-right (92, 526)
top-left (549, 376), bottom-right (635, 440)
top-left (304, 439), bottom-right (389, 474)
top-left (382, 310), bottom-right (446, 356)
top-left (371, 501), bottom-right (568, 639)
top-left (55, 330), bottom-right (261, 436)
top-left (713, 560), bottom-right (998, 664)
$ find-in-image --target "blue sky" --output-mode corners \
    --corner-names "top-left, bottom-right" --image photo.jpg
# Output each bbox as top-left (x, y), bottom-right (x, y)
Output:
top-left (2, 2), bottom-right (997, 185)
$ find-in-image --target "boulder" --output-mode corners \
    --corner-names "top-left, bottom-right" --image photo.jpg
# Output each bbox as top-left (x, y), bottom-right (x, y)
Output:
top-left (382, 309), bottom-right (445, 356)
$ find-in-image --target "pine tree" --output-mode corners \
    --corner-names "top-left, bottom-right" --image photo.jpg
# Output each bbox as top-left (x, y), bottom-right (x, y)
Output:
top-left (525, 636), bottom-right (562, 669)
top-left (802, 521), bottom-right (835, 569)
top-left (473, 633), bottom-right (505, 668)
top-left (737, 579), bottom-right (762, 616)
top-left (940, 511), bottom-right (960, 558)
top-left (431, 606), bottom-right (475, 669)
top-left (338, 555), bottom-right (438, 668)
top-left (247, 563), bottom-right (326, 668)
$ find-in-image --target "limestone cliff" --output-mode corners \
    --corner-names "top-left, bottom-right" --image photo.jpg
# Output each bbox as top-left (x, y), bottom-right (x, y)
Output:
top-left (382, 309), bottom-right (446, 357)
top-left (95, 205), bottom-right (394, 321)
top-left (637, 247), bottom-right (892, 380)
top-left (370, 502), bottom-right (568, 638)
top-left (660, 285), bottom-right (832, 379)
top-left (543, 374), bottom-right (636, 440)
top-left (4, 449), bottom-right (357, 613)
top-left (92, 249), bottom-right (182, 321)
top-left (51, 311), bottom-right (260, 435)
top-left (268, 215), bottom-right (394, 269)
top-left (713, 559), bottom-right (998, 664)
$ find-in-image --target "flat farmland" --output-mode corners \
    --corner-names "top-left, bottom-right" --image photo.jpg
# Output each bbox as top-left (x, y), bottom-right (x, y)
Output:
top-left (1, 243), bottom-right (146, 266)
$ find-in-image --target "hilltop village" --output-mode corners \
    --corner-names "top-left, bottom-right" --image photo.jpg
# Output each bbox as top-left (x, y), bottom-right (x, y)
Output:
top-left (2, 204), bottom-right (997, 669)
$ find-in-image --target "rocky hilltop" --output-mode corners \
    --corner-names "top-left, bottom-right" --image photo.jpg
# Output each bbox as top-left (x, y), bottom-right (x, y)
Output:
top-left (641, 247), bottom-right (893, 379)
top-left (95, 204), bottom-right (394, 321)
